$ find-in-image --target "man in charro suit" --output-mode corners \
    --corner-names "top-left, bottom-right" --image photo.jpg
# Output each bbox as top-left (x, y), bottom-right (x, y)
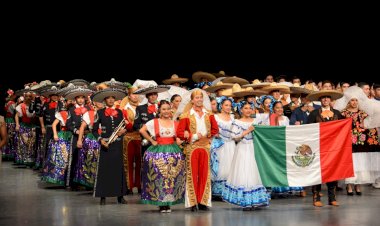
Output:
top-left (306, 89), bottom-right (344, 207)
top-left (120, 85), bottom-right (142, 195)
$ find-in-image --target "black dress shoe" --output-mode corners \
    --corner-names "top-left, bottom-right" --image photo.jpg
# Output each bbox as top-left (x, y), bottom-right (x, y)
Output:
top-left (117, 196), bottom-right (128, 204)
top-left (198, 204), bottom-right (210, 211)
top-left (191, 205), bottom-right (198, 212)
top-left (100, 197), bottom-right (106, 205)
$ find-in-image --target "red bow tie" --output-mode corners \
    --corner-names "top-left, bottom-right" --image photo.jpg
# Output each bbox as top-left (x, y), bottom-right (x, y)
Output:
top-left (105, 108), bottom-right (118, 117)
top-left (74, 107), bottom-right (87, 116)
top-left (148, 104), bottom-right (157, 114)
top-left (49, 102), bottom-right (57, 109)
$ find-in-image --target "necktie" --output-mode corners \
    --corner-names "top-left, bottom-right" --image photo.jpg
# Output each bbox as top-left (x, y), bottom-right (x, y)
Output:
top-left (105, 108), bottom-right (118, 117)
top-left (321, 110), bottom-right (333, 119)
top-left (148, 104), bottom-right (157, 114)
top-left (74, 107), bottom-right (87, 116)
top-left (49, 102), bottom-right (57, 109)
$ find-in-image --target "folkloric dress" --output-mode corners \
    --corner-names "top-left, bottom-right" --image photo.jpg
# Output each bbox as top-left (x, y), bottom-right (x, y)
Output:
top-left (210, 114), bottom-right (236, 196)
top-left (222, 119), bottom-right (270, 208)
top-left (41, 111), bottom-right (72, 185)
top-left (3, 100), bottom-right (16, 159)
top-left (15, 103), bottom-right (36, 166)
top-left (141, 118), bottom-right (185, 206)
top-left (341, 109), bottom-right (380, 184)
top-left (74, 110), bottom-right (100, 188)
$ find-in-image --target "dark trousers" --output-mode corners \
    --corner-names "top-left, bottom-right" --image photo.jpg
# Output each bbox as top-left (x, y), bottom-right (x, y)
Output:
top-left (312, 181), bottom-right (337, 202)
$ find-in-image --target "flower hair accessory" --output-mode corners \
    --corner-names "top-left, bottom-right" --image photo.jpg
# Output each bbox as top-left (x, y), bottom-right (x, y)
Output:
top-left (194, 82), bottom-right (212, 89)
top-left (235, 100), bottom-right (255, 114)
top-left (7, 89), bottom-right (14, 97)
top-left (258, 95), bottom-right (276, 113)
top-left (216, 96), bottom-right (234, 112)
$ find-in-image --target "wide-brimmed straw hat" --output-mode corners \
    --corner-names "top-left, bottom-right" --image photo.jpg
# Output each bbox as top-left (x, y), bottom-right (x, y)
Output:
top-left (192, 71), bottom-right (216, 83)
top-left (243, 79), bottom-right (271, 89)
top-left (63, 86), bottom-right (93, 100)
top-left (222, 76), bottom-right (249, 85)
top-left (104, 78), bottom-right (130, 89)
top-left (91, 88), bottom-right (127, 103)
top-left (232, 84), bottom-right (268, 97)
top-left (219, 85), bottom-right (237, 97)
top-left (39, 86), bottom-right (60, 97)
top-left (290, 83), bottom-right (313, 94)
top-left (306, 90), bottom-right (343, 101)
top-left (212, 70), bottom-right (229, 78)
top-left (133, 85), bottom-right (170, 95)
top-left (61, 79), bottom-right (90, 88)
top-left (205, 81), bottom-right (234, 93)
top-left (162, 74), bottom-right (188, 84)
top-left (261, 82), bottom-right (291, 94)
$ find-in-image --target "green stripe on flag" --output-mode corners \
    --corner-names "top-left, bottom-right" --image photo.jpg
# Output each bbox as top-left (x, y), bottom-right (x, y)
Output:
top-left (254, 126), bottom-right (288, 187)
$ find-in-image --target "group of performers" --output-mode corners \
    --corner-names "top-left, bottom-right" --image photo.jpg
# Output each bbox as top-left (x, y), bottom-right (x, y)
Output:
top-left (1, 71), bottom-right (380, 213)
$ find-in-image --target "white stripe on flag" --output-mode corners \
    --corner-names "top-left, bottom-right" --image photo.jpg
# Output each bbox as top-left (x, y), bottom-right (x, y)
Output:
top-left (286, 123), bottom-right (321, 187)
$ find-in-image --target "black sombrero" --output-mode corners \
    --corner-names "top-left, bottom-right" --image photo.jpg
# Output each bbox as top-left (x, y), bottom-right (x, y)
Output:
top-left (61, 79), bottom-right (90, 88)
top-left (39, 86), bottom-right (60, 97)
top-left (104, 78), bottom-right (130, 89)
top-left (133, 85), bottom-right (170, 95)
top-left (91, 88), bottom-right (128, 102)
top-left (63, 86), bottom-right (93, 100)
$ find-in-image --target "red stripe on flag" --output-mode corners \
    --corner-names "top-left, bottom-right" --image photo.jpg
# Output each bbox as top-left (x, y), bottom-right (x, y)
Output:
top-left (320, 118), bottom-right (354, 183)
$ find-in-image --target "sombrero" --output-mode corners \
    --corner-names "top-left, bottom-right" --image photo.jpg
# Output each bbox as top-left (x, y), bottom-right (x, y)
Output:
top-left (306, 90), bottom-right (343, 101)
top-left (261, 82), bottom-right (291, 94)
top-left (232, 84), bottom-right (268, 98)
top-left (212, 70), bottom-right (229, 78)
top-left (88, 82), bottom-right (98, 91)
top-left (63, 86), bottom-right (93, 100)
top-left (57, 83), bottom-right (76, 96)
top-left (15, 88), bottom-right (30, 97)
top-left (128, 86), bottom-right (139, 94)
top-left (91, 88), bottom-right (128, 103)
top-left (162, 74), bottom-right (188, 84)
top-left (39, 86), bottom-right (60, 97)
top-left (61, 79), bottom-right (89, 88)
top-left (133, 85), bottom-right (170, 95)
top-left (219, 88), bottom-right (234, 97)
top-left (205, 81), bottom-right (234, 93)
top-left (104, 78), bottom-right (130, 89)
top-left (192, 71), bottom-right (216, 83)
top-left (290, 83), bottom-right (313, 94)
top-left (35, 83), bottom-right (56, 93)
top-left (222, 76), bottom-right (249, 85)
top-left (243, 79), bottom-right (271, 89)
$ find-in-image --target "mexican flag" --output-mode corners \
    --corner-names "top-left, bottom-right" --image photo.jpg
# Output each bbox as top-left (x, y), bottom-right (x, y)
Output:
top-left (254, 118), bottom-right (353, 187)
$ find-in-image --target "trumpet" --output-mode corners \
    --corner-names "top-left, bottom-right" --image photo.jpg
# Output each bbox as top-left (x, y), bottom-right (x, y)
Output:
top-left (106, 119), bottom-right (126, 146)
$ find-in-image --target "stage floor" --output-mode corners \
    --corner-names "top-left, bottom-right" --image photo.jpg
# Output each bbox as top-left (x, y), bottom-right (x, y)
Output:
top-left (1, 161), bottom-right (379, 226)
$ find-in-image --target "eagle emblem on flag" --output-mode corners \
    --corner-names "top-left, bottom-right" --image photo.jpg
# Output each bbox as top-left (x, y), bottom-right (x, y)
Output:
top-left (291, 144), bottom-right (316, 167)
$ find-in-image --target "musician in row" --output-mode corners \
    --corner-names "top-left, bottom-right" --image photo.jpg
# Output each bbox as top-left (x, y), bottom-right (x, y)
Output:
top-left (90, 88), bottom-right (128, 205)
